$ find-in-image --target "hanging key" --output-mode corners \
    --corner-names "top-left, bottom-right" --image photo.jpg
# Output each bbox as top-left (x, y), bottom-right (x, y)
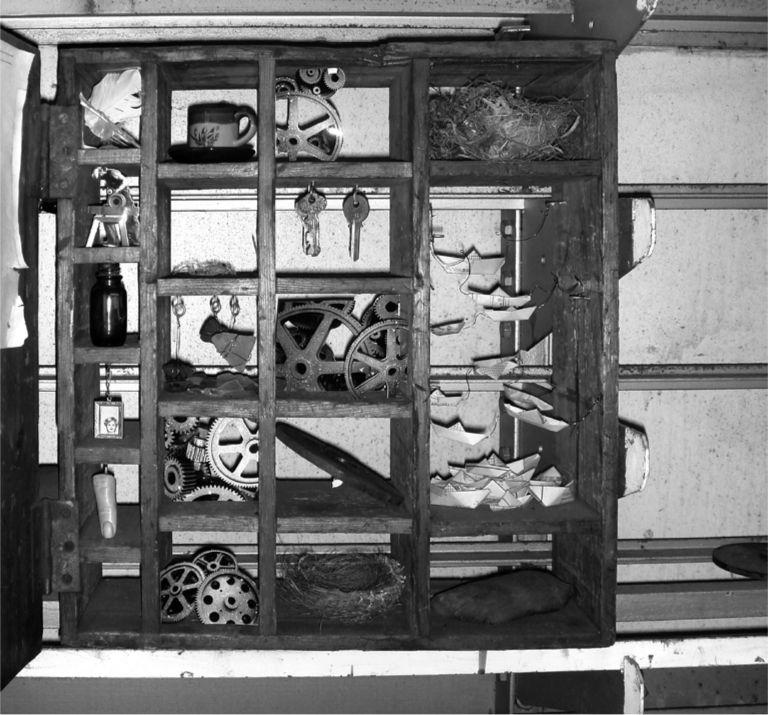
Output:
top-left (295, 186), bottom-right (326, 257)
top-left (342, 189), bottom-right (370, 261)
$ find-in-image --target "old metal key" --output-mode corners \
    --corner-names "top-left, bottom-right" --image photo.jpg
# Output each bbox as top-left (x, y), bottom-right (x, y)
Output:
top-left (343, 189), bottom-right (370, 261)
top-left (295, 186), bottom-right (326, 257)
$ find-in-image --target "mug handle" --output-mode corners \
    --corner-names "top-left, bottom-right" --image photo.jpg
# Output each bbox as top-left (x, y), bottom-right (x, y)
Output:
top-left (232, 107), bottom-right (257, 146)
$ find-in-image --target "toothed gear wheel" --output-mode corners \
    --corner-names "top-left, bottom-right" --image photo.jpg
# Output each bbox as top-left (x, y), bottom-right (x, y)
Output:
top-left (185, 433), bottom-right (208, 467)
top-left (168, 416), bottom-right (198, 435)
top-left (160, 561), bottom-right (205, 623)
top-left (164, 421), bottom-right (176, 449)
top-left (373, 294), bottom-right (404, 321)
top-left (275, 90), bottom-right (342, 161)
top-left (205, 418), bottom-right (260, 490)
top-left (344, 319), bottom-right (409, 398)
top-left (193, 547), bottom-right (238, 575)
top-left (183, 483), bottom-right (246, 502)
top-left (275, 76), bottom-right (298, 94)
top-left (275, 303), bottom-right (363, 392)
top-left (196, 569), bottom-right (258, 626)
top-left (163, 456), bottom-right (196, 499)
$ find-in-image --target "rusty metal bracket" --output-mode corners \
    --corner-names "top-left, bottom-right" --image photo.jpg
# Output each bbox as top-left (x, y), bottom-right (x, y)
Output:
top-left (47, 106), bottom-right (80, 199)
top-left (38, 498), bottom-right (80, 594)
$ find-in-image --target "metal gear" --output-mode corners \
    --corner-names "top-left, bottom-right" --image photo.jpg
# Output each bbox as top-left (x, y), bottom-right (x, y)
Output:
top-left (275, 90), bottom-right (342, 161)
top-left (373, 294), bottom-right (406, 321)
top-left (193, 547), bottom-right (238, 576)
top-left (163, 456), bottom-right (197, 499)
top-left (195, 569), bottom-right (259, 626)
top-left (183, 483), bottom-right (246, 502)
top-left (344, 319), bottom-right (410, 398)
top-left (164, 421), bottom-right (176, 449)
top-left (159, 561), bottom-right (205, 623)
top-left (205, 418), bottom-right (260, 490)
top-left (167, 415), bottom-right (198, 435)
top-left (185, 427), bottom-right (209, 468)
top-left (276, 302), bottom-right (363, 392)
top-left (275, 76), bottom-right (298, 94)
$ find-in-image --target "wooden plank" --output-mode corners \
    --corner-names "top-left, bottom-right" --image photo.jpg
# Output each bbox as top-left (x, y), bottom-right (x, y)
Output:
top-left (138, 61), bottom-right (162, 635)
top-left (77, 148), bottom-right (141, 166)
top-left (157, 161), bottom-right (258, 189)
top-left (383, 40), bottom-right (614, 62)
top-left (257, 55), bottom-right (278, 637)
top-left (619, 363), bottom-right (768, 391)
top-left (431, 498), bottom-right (600, 538)
top-left (276, 162), bottom-right (412, 184)
top-left (75, 419), bottom-right (141, 463)
top-left (430, 160), bottom-right (601, 186)
top-left (159, 502), bottom-right (258, 532)
top-left (73, 333), bottom-right (140, 364)
top-left (72, 247), bottom-right (141, 264)
top-left (80, 505), bottom-right (142, 562)
top-left (158, 393), bottom-right (259, 419)
top-left (157, 276), bottom-right (259, 296)
top-left (276, 275), bottom-right (413, 295)
top-left (276, 393), bottom-right (410, 419)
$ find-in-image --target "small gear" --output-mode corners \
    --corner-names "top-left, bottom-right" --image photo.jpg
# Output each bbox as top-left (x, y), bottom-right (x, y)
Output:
top-left (206, 418), bottom-right (260, 490)
top-left (275, 76), bottom-right (298, 94)
top-left (164, 421), bottom-right (176, 449)
top-left (344, 319), bottom-right (409, 398)
top-left (159, 561), bottom-right (205, 623)
top-left (163, 456), bottom-right (197, 499)
top-left (168, 415), bottom-right (198, 435)
top-left (183, 483), bottom-right (246, 502)
top-left (193, 547), bottom-right (238, 575)
top-left (185, 430), bottom-right (209, 468)
top-left (373, 294), bottom-right (404, 321)
top-left (196, 568), bottom-right (258, 626)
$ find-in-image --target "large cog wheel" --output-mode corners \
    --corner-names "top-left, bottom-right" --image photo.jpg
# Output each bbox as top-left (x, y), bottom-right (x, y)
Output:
top-left (196, 569), bottom-right (259, 626)
top-left (275, 90), bottom-right (342, 161)
top-left (276, 303), bottom-right (363, 392)
top-left (344, 319), bottom-right (409, 398)
top-left (205, 418), bottom-right (260, 490)
top-left (160, 561), bottom-right (205, 623)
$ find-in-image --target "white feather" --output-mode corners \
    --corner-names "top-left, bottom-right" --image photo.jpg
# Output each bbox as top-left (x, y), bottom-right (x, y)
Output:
top-left (86, 68), bottom-right (142, 124)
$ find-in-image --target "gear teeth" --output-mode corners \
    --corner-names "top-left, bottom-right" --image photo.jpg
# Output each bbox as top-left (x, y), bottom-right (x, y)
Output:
top-left (163, 456), bottom-right (196, 499)
top-left (195, 568), bottom-right (258, 626)
top-left (183, 482), bottom-right (246, 502)
top-left (168, 415), bottom-right (198, 435)
top-left (159, 560), bottom-right (205, 623)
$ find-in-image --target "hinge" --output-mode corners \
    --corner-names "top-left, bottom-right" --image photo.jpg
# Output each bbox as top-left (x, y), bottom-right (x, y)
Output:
top-left (37, 498), bottom-right (80, 594)
top-left (47, 105), bottom-right (80, 199)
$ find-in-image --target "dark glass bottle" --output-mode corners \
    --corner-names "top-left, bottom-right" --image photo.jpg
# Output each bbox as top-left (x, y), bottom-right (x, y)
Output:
top-left (90, 263), bottom-right (127, 346)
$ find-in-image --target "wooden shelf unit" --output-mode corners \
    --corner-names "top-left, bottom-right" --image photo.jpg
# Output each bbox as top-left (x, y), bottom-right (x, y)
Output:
top-left (54, 39), bottom-right (618, 649)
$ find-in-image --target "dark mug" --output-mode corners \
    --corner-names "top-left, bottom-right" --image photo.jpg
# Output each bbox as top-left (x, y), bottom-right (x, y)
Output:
top-left (187, 102), bottom-right (256, 148)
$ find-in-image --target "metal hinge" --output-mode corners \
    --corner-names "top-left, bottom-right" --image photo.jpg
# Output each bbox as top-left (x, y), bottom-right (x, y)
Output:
top-left (37, 498), bottom-right (80, 594)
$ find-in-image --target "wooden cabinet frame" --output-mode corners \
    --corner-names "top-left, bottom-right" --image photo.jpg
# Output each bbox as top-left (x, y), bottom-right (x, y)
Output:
top-left (52, 39), bottom-right (618, 649)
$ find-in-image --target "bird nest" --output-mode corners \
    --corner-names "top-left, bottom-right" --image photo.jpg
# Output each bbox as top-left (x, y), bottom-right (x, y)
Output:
top-left (283, 552), bottom-right (406, 623)
top-left (429, 80), bottom-right (581, 161)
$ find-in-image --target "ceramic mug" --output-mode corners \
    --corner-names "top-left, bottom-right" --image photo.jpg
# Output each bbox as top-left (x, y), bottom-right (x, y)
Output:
top-left (187, 102), bottom-right (257, 148)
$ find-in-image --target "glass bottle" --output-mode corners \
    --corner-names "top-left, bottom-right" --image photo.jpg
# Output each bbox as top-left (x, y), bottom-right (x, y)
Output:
top-left (90, 263), bottom-right (127, 346)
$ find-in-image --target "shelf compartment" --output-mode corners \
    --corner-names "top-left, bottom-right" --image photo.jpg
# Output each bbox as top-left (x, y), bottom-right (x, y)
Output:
top-left (157, 276), bottom-right (259, 296)
top-left (430, 498), bottom-right (600, 538)
top-left (74, 334), bottom-right (140, 364)
top-left (158, 392), bottom-right (258, 418)
top-left (276, 162), bottom-right (412, 185)
top-left (157, 161), bottom-right (258, 189)
top-left (159, 501), bottom-right (258, 532)
top-left (276, 392), bottom-right (410, 418)
top-left (80, 505), bottom-right (141, 563)
top-left (67, 577), bottom-right (143, 646)
top-left (430, 160), bottom-right (601, 186)
top-left (276, 275), bottom-right (412, 295)
top-left (73, 247), bottom-right (141, 264)
top-left (427, 579), bottom-right (603, 649)
top-left (276, 480), bottom-right (411, 534)
top-left (75, 419), bottom-right (141, 464)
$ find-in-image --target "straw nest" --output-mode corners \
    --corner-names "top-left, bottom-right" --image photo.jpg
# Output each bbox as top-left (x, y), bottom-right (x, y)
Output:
top-left (429, 80), bottom-right (581, 161)
top-left (283, 553), bottom-right (406, 623)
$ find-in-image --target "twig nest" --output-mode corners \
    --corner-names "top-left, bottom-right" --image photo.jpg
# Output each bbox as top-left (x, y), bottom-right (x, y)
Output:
top-left (284, 552), bottom-right (406, 623)
top-left (429, 80), bottom-right (581, 161)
